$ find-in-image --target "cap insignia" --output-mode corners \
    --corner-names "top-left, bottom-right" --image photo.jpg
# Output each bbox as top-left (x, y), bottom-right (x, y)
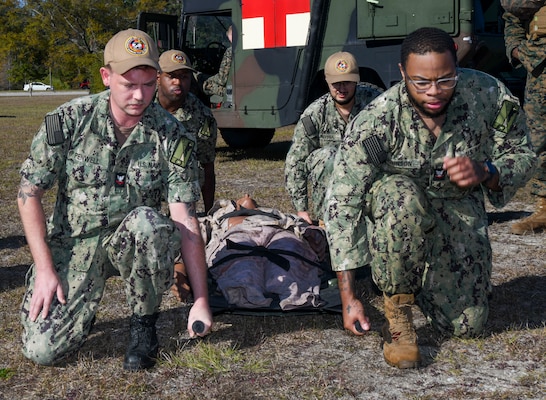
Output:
top-left (125, 36), bottom-right (149, 56)
top-left (172, 53), bottom-right (187, 65)
top-left (336, 59), bottom-right (349, 73)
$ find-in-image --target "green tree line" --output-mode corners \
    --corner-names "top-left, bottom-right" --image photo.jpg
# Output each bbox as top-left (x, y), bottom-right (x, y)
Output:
top-left (0, 0), bottom-right (182, 91)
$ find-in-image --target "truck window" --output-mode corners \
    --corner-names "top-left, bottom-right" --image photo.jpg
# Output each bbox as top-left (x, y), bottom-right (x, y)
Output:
top-left (137, 13), bottom-right (178, 53)
top-left (183, 15), bottom-right (232, 75)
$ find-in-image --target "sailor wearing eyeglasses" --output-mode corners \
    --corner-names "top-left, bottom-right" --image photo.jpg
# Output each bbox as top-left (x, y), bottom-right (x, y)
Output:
top-left (323, 27), bottom-right (537, 369)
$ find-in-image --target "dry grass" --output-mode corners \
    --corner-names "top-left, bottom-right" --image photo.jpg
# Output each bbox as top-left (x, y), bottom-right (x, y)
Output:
top-left (0, 94), bottom-right (544, 400)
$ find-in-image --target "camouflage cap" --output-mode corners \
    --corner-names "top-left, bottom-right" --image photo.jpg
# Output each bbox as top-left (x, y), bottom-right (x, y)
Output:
top-left (324, 51), bottom-right (360, 84)
top-left (159, 50), bottom-right (197, 73)
top-left (104, 29), bottom-right (159, 75)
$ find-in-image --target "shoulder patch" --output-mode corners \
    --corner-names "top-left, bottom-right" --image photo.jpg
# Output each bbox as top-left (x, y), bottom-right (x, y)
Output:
top-left (45, 113), bottom-right (64, 146)
top-left (301, 115), bottom-right (317, 137)
top-left (492, 100), bottom-right (519, 133)
top-left (170, 137), bottom-right (195, 168)
top-left (201, 118), bottom-right (211, 138)
top-left (363, 135), bottom-right (387, 167)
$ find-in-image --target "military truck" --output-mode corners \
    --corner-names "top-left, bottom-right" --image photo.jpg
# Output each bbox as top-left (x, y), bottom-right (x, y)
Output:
top-left (138, 0), bottom-right (522, 148)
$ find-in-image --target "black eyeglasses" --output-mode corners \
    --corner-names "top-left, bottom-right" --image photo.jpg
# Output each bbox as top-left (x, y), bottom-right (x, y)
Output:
top-left (405, 74), bottom-right (458, 93)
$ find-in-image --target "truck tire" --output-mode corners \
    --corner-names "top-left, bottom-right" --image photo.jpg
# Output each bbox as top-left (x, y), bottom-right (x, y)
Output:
top-left (220, 128), bottom-right (275, 149)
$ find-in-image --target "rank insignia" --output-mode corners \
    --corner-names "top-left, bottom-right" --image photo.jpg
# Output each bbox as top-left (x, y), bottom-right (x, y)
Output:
top-left (115, 173), bottom-right (126, 187)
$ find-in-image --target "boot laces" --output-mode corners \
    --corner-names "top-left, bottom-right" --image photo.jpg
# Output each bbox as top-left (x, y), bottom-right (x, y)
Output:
top-left (390, 306), bottom-right (417, 343)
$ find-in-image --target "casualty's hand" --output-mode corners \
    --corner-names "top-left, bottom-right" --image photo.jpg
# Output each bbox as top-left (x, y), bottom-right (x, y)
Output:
top-left (297, 211), bottom-right (313, 225)
top-left (171, 262), bottom-right (192, 302)
top-left (29, 266), bottom-right (66, 322)
top-left (187, 297), bottom-right (213, 338)
top-left (443, 156), bottom-right (488, 189)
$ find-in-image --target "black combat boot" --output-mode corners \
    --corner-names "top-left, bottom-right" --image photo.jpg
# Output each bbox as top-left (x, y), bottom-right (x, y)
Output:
top-left (123, 313), bottom-right (159, 371)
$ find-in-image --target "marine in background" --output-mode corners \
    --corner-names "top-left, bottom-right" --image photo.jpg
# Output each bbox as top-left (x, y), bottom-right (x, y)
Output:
top-left (502, 0), bottom-right (546, 234)
top-left (157, 49), bottom-right (218, 213)
top-left (285, 51), bottom-right (383, 224)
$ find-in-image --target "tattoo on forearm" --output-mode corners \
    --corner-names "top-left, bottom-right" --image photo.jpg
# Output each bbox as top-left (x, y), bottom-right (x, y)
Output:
top-left (337, 271), bottom-right (353, 293)
top-left (18, 179), bottom-right (42, 205)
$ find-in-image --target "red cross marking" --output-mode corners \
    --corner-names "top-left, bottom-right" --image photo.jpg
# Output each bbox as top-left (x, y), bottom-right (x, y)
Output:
top-left (242, 0), bottom-right (310, 48)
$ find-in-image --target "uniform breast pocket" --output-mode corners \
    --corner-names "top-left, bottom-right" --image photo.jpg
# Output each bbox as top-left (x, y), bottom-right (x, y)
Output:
top-left (319, 130), bottom-right (340, 148)
top-left (66, 151), bottom-right (108, 189)
top-left (126, 163), bottom-right (163, 206)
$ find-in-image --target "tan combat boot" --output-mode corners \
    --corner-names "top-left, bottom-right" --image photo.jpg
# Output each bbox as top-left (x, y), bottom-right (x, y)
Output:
top-left (382, 293), bottom-right (421, 369)
top-left (511, 197), bottom-right (546, 235)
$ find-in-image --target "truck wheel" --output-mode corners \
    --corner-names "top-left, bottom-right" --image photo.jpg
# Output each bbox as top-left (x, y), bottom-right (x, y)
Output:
top-left (220, 128), bottom-right (275, 149)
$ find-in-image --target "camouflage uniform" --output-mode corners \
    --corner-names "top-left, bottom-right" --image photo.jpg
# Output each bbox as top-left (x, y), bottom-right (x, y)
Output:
top-left (285, 83), bottom-right (384, 219)
top-left (503, 4), bottom-right (546, 199)
top-left (324, 69), bottom-right (537, 337)
top-left (19, 90), bottom-right (200, 364)
top-left (202, 47), bottom-right (233, 97)
top-left (158, 92), bottom-right (218, 187)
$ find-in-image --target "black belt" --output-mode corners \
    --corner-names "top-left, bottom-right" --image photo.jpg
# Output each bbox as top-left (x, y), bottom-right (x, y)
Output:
top-left (210, 239), bottom-right (328, 272)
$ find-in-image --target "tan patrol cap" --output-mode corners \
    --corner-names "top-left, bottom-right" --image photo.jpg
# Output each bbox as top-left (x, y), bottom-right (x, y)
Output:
top-left (104, 29), bottom-right (159, 75)
top-left (324, 51), bottom-right (360, 84)
top-left (159, 50), bottom-right (197, 73)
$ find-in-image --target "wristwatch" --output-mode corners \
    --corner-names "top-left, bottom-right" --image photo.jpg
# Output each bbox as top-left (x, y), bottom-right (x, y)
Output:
top-left (483, 160), bottom-right (498, 185)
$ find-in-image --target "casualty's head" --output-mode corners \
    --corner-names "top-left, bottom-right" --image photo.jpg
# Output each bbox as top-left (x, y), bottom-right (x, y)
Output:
top-left (324, 51), bottom-right (359, 106)
top-left (236, 194), bottom-right (258, 210)
top-left (399, 27), bottom-right (459, 119)
top-left (100, 29), bottom-right (160, 121)
top-left (157, 50), bottom-right (196, 106)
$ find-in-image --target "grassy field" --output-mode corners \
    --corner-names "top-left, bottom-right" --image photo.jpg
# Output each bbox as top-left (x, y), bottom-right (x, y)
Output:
top-left (0, 94), bottom-right (544, 400)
